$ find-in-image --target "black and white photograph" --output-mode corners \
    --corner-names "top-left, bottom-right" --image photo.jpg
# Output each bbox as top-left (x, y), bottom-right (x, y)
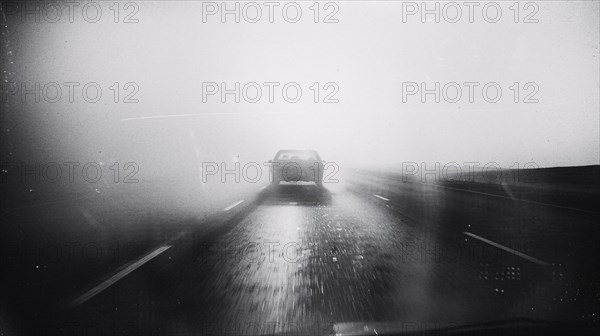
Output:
top-left (0, 1), bottom-right (599, 335)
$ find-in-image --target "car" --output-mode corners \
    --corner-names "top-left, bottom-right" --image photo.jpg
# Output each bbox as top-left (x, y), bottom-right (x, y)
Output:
top-left (269, 149), bottom-right (324, 186)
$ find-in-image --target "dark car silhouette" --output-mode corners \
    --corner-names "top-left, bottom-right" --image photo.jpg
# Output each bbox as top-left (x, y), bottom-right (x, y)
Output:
top-left (269, 149), bottom-right (324, 186)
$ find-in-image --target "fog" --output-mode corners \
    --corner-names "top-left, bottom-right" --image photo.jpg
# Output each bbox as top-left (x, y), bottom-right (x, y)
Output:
top-left (2, 1), bottom-right (598, 203)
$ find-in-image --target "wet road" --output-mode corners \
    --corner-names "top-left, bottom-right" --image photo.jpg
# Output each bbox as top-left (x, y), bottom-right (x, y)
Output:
top-left (40, 177), bottom-right (600, 335)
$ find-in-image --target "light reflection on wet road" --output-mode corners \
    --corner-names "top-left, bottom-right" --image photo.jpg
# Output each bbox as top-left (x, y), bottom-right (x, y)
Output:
top-left (53, 181), bottom-right (600, 335)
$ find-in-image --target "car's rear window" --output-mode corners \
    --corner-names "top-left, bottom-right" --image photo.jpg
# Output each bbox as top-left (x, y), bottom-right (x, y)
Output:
top-left (276, 151), bottom-right (318, 161)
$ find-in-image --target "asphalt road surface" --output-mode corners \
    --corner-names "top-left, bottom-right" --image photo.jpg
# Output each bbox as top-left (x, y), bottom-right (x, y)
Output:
top-left (4, 173), bottom-right (600, 335)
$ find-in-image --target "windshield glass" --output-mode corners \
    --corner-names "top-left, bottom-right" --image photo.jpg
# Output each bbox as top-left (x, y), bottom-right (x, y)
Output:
top-left (0, 1), bottom-right (598, 335)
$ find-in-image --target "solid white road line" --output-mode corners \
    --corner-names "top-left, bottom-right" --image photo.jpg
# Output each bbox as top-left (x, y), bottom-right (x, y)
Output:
top-left (69, 245), bottom-right (171, 307)
top-left (223, 200), bottom-right (245, 211)
top-left (373, 194), bottom-right (390, 201)
top-left (463, 232), bottom-right (548, 266)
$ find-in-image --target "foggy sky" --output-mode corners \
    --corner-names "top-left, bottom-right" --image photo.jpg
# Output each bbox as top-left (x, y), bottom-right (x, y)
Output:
top-left (3, 1), bottom-right (599, 170)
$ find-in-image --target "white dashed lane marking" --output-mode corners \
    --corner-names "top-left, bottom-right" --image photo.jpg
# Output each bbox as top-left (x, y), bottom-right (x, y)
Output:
top-left (69, 245), bottom-right (171, 307)
top-left (223, 200), bottom-right (245, 211)
top-left (463, 232), bottom-right (549, 266)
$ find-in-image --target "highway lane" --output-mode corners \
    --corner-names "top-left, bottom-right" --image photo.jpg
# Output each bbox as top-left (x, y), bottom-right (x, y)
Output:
top-left (347, 172), bottom-right (600, 269)
top-left (42, 179), bottom-right (599, 335)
